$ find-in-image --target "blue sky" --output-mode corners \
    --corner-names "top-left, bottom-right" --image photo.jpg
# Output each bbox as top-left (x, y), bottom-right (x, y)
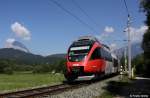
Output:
top-left (0, 0), bottom-right (146, 55)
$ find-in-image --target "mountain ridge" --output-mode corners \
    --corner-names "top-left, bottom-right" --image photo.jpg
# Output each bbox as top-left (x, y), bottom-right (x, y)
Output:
top-left (0, 42), bottom-right (143, 65)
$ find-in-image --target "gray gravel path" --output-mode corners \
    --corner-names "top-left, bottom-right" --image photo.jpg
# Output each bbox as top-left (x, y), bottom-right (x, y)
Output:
top-left (44, 75), bottom-right (120, 98)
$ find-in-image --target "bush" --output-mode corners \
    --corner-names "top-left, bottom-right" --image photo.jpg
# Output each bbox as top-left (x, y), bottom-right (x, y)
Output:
top-left (4, 67), bottom-right (13, 75)
top-left (132, 54), bottom-right (145, 75)
top-left (33, 65), bottom-right (52, 73)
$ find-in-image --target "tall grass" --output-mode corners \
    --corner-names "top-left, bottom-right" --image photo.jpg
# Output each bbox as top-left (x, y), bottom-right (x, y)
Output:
top-left (0, 72), bottom-right (64, 92)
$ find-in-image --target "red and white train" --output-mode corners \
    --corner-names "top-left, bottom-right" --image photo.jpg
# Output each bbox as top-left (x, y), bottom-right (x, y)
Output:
top-left (65, 36), bottom-right (119, 81)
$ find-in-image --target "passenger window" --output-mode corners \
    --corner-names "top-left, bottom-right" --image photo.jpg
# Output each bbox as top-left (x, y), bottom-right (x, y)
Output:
top-left (90, 48), bottom-right (101, 60)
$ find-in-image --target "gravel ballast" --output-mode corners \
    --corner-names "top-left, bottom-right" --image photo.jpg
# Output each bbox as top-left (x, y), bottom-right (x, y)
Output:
top-left (45, 75), bottom-right (120, 98)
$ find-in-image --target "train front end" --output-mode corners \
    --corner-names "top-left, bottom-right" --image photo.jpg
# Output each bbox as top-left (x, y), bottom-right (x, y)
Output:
top-left (64, 36), bottom-right (99, 81)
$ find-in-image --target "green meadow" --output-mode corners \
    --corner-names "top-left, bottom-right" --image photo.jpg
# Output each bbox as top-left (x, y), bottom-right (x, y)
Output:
top-left (0, 72), bottom-right (64, 92)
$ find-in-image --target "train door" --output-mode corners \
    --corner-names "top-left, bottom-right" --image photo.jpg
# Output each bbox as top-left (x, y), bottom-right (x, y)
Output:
top-left (87, 47), bottom-right (102, 73)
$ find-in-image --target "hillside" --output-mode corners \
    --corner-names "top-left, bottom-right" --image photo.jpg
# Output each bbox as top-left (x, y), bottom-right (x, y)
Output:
top-left (0, 48), bottom-right (65, 65)
top-left (47, 54), bottom-right (66, 58)
top-left (114, 42), bottom-right (143, 59)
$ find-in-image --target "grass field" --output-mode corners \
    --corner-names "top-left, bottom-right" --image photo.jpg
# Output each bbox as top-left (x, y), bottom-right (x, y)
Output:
top-left (0, 72), bottom-right (65, 92)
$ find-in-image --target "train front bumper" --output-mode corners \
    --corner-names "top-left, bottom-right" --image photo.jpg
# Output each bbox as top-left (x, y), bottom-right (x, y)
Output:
top-left (67, 63), bottom-right (96, 76)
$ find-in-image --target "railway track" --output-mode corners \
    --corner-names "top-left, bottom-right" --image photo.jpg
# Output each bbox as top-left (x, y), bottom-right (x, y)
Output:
top-left (0, 74), bottom-right (118, 98)
top-left (0, 83), bottom-right (88, 98)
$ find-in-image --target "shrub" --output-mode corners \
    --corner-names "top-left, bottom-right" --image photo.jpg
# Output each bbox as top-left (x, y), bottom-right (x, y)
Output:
top-left (4, 67), bottom-right (13, 75)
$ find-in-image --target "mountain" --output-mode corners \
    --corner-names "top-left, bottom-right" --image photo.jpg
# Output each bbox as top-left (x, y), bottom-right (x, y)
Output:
top-left (46, 54), bottom-right (66, 58)
top-left (12, 41), bottom-right (30, 53)
top-left (0, 48), bottom-right (65, 65)
top-left (0, 48), bottom-right (44, 65)
top-left (114, 42), bottom-right (143, 59)
top-left (5, 40), bottom-right (29, 53)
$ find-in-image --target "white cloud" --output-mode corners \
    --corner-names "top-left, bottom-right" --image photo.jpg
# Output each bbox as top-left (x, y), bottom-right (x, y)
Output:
top-left (6, 38), bottom-right (15, 43)
top-left (11, 22), bottom-right (31, 40)
top-left (96, 26), bottom-right (115, 41)
top-left (104, 26), bottom-right (114, 33)
top-left (95, 33), bottom-right (108, 42)
top-left (4, 38), bottom-right (29, 52)
top-left (5, 38), bottom-right (16, 48)
top-left (126, 25), bottom-right (148, 43)
top-left (110, 43), bottom-right (117, 51)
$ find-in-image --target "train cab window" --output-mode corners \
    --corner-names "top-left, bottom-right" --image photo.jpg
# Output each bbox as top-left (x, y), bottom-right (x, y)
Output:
top-left (90, 48), bottom-right (101, 60)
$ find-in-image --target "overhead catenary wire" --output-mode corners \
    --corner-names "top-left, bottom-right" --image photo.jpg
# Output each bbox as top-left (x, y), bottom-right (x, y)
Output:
top-left (123, 0), bottom-right (130, 16)
top-left (71, 0), bottom-right (99, 28)
top-left (50, 0), bottom-right (97, 33)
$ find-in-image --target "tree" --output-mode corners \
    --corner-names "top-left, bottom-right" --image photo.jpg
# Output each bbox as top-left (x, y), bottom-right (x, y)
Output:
top-left (57, 59), bottom-right (67, 73)
top-left (132, 54), bottom-right (145, 75)
top-left (120, 56), bottom-right (126, 71)
top-left (0, 60), bottom-right (7, 73)
top-left (33, 64), bottom-right (52, 73)
top-left (0, 59), bottom-right (14, 74)
top-left (4, 67), bottom-right (13, 75)
top-left (140, 0), bottom-right (150, 77)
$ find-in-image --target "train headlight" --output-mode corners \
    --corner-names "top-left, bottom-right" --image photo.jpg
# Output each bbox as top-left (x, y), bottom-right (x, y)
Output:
top-left (72, 64), bottom-right (80, 66)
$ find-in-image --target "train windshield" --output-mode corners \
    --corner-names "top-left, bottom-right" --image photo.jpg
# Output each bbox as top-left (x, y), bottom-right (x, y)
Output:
top-left (68, 46), bottom-right (90, 62)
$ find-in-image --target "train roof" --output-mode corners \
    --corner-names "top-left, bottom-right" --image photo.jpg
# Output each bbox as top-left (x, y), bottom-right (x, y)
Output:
top-left (71, 36), bottom-right (111, 50)
top-left (71, 36), bottom-right (99, 47)
top-left (77, 36), bottom-right (99, 42)
top-left (102, 44), bottom-right (110, 50)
